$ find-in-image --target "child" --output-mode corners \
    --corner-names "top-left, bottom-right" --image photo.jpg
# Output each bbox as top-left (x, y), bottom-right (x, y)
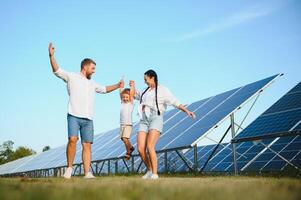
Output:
top-left (119, 79), bottom-right (135, 160)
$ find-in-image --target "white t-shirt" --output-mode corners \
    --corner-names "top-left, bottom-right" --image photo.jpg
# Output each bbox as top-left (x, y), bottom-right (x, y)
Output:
top-left (135, 85), bottom-right (181, 118)
top-left (54, 68), bottom-right (107, 120)
top-left (120, 102), bottom-right (134, 125)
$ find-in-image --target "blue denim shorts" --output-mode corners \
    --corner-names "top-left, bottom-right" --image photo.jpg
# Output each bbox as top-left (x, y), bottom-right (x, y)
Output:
top-left (67, 114), bottom-right (94, 143)
top-left (138, 111), bottom-right (163, 133)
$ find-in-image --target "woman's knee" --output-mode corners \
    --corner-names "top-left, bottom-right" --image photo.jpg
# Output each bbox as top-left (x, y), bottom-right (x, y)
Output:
top-left (146, 144), bottom-right (155, 153)
top-left (138, 145), bottom-right (146, 155)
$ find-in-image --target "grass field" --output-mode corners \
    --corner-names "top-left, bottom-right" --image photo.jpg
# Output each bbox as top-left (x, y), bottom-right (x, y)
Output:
top-left (0, 175), bottom-right (300, 200)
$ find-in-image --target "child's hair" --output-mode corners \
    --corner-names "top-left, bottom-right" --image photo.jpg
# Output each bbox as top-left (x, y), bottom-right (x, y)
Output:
top-left (121, 88), bottom-right (130, 95)
top-left (140, 69), bottom-right (160, 115)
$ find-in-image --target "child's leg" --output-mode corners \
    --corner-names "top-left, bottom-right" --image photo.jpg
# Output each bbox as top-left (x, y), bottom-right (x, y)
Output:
top-left (122, 137), bottom-right (131, 153)
top-left (120, 126), bottom-right (129, 151)
top-left (121, 125), bottom-right (133, 151)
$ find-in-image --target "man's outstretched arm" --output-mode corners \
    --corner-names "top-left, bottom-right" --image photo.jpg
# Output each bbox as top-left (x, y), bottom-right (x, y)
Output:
top-left (106, 81), bottom-right (122, 93)
top-left (48, 42), bottom-right (59, 72)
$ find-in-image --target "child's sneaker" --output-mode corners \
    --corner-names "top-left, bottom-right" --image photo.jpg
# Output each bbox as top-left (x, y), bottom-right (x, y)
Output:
top-left (142, 170), bottom-right (152, 179)
top-left (84, 172), bottom-right (95, 179)
top-left (63, 167), bottom-right (73, 179)
top-left (149, 174), bottom-right (159, 180)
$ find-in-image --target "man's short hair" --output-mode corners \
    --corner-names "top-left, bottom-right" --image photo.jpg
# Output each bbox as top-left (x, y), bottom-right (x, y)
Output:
top-left (81, 58), bottom-right (96, 70)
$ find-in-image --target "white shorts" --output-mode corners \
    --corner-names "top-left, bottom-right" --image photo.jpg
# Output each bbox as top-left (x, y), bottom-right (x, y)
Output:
top-left (120, 125), bottom-right (132, 139)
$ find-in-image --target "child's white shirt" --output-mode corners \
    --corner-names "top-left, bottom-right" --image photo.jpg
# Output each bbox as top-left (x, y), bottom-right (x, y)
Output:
top-left (120, 102), bottom-right (134, 125)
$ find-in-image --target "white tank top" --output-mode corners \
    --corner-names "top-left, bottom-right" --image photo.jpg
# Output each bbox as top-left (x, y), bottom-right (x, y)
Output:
top-left (120, 102), bottom-right (134, 125)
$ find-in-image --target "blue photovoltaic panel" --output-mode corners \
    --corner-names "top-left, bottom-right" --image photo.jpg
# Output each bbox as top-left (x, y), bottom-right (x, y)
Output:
top-left (235, 82), bottom-right (301, 140)
top-left (158, 74), bottom-right (279, 150)
top-left (14, 146), bottom-right (66, 173)
top-left (0, 155), bottom-right (36, 175)
top-left (295, 123), bottom-right (301, 130)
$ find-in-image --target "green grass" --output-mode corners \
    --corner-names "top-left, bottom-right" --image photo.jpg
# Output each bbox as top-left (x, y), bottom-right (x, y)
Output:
top-left (0, 175), bottom-right (300, 200)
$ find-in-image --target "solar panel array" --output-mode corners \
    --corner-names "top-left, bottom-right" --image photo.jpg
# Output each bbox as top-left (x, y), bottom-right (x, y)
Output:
top-left (173, 82), bottom-right (301, 173)
top-left (0, 74), bottom-right (282, 176)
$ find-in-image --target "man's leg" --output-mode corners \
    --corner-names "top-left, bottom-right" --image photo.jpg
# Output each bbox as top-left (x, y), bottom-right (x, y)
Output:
top-left (66, 114), bottom-right (80, 172)
top-left (80, 118), bottom-right (94, 177)
top-left (82, 142), bottom-right (91, 175)
top-left (66, 136), bottom-right (78, 168)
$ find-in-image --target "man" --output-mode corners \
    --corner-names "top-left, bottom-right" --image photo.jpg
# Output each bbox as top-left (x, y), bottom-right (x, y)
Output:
top-left (48, 42), bottom-right (122, 179)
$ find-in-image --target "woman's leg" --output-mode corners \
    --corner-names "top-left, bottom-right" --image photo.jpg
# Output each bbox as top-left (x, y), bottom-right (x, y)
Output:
top-left (146, 129), bottom-right (160, 174)
top-left (137, 131), bottom-right (152, 170)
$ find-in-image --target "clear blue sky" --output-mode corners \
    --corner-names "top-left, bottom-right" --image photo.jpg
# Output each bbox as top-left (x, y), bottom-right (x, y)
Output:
top-left (0, 0), bottom-right (300, 153)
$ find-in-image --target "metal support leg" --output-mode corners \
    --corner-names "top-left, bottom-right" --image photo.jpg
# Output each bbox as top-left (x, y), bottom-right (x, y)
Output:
top-left (79, 164), bottom-right (82, 175)
top-left (131, 156), bottom-right (135, 173)
top-left (108, 160), bottom-right (111, 175)
top-left (164, 151), bottom-right (168, 173)
top-left (136, 160), bottom-right (143, 173)
top-left (89, 163), bottom-right (94, 175)
top-left (175, 150), bottom-right (194, 172)
top-left (99, 161), bottom-right (105, 175)
top-left (122, 158), bottom-right (131, 173)
top-left (95, 162), bottom-right (98, 175)
top-left (231, 114), bottom-right (238, 175)
top-left (115, 159), bottom-right (119, 174)
top-left (194, 144), bottom-right (198, 175)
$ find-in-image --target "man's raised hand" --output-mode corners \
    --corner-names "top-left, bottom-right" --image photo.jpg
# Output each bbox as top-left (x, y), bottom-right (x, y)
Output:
top-left (48, 42), bottom-right (55, 57)
top-left (120, 79), bottom-right (125, 88)
top-left (48, 42), bottom-right (59, 72)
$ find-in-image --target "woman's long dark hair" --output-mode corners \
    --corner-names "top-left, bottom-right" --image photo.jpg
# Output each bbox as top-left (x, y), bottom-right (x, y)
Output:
top-left (140, 69), bottom-right (160, 115)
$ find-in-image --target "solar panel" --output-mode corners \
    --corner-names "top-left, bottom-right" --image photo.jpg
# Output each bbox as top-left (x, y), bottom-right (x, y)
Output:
top-left (158, 74), bottom-right (280, 150)
top-left (0, 155), bottom-right (37, 175)
top-left (14, 146), bottom-right (66, 173)
top-left (234, 82), bottom-right (301, 140)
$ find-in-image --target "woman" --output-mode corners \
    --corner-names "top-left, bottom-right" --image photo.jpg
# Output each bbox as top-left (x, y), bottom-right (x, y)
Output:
top-left (132, 69), bottom-right (195, 179)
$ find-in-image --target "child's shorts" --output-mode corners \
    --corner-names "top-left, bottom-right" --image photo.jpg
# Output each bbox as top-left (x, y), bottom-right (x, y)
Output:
top-left (138, 112), bottom-right (163, 133)
top-left (120, 125), bottom-right (132, 139)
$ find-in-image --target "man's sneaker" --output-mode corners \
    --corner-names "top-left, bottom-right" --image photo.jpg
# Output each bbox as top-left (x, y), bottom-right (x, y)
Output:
top-left (142, 170), bottom-right (152, 179)
top-left (84, 172), bottom-right (95, 179)
top-left (63, 167), bottom-right (73, 179)
top-left (149, 174), bottom-right (159, 180)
